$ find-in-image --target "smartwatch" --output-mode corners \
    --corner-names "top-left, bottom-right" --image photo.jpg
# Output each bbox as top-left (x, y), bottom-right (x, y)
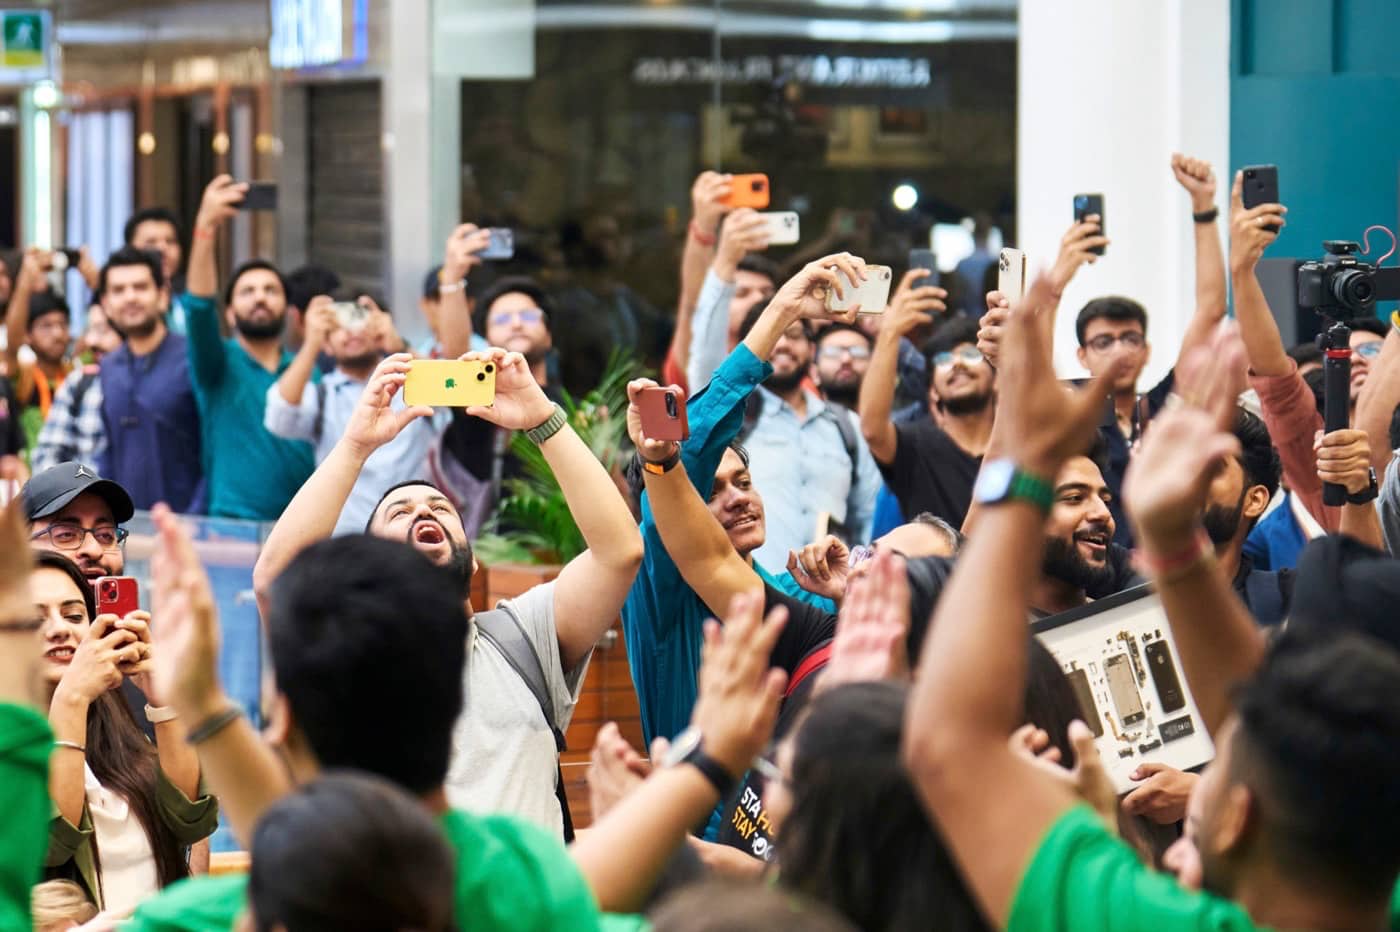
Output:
top-left (1348, 468), bottom-right (1379, 505)
top-left (664, 726), bottom-right (738, 798)
top-left (973, 459), bottom-right (1055, 515)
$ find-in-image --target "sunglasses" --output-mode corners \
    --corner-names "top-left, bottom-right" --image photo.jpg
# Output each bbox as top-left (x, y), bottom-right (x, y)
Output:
top-left (932, 347), bottom-right (984, 369)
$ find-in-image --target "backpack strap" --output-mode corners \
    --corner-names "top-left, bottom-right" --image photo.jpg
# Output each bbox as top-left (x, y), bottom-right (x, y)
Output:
top-left (474, 607), bottom-right (575, 842)
top-left (821, 405), bottom-right (861, 494)
top-left (784, 642), bottom-right (833, 698)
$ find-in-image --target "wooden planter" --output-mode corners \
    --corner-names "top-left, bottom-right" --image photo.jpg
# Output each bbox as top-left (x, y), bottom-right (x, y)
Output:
top-left (473, 563), bottom-right (645, 829)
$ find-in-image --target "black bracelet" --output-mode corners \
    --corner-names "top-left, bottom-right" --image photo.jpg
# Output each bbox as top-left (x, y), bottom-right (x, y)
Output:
top-left (641, 449), bottom-right (682, 475)
top-left (1347, 469), bottom-right (1379, 505)
top-left (185, 707), bottom-right (242, 745)
top-left (1192, 207), bottom-right (1219, 224)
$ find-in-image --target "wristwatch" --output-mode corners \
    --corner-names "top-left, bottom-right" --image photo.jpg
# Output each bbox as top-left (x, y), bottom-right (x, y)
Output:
top-left (525, 404), bottom-right (567, 445)
top-left (664, 726), bottom-right (738, 798)
top-left (641, 449), bottom-right (681, 475)
top-left (1192, 207), bottom-right (1219, 224)
top-left (1348, 468), bottom-right (1379, 505)
top-left (973, 459), bottom-right (1054, 515)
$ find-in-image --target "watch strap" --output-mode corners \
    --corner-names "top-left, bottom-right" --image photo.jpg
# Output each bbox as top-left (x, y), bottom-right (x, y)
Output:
top-left (525, 404), bottom-right (568, 445)
top-left (144, 704), bottom-right (178, 724)
top-left (1006, 469), bottom-right (1055, 515)
top-left (1192, 207), bottom-right (1219, 224)
top-left (642, 449), bottom-right (681, 475)
top-left (1348, 468), bottom-right (1379, 505)
top-left (683, 747), bottom-right (738, 799)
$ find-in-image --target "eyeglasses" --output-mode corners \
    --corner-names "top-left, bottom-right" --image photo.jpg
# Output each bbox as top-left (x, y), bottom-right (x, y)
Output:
top-left (932, 347), bottom-right (984, 369)
top-left (818, 344), bottom-right (871, 361)
top-left (1085, 332), bottom-right (1146, 353)
top-left (1355, 340), bottom-right (1383, 360)
top-left (488, 308), bottom-right (544, 328)
top-left (30, 524), bottom-right (129, 552)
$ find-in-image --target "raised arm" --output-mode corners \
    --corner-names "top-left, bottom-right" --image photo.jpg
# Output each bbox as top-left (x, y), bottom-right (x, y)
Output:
top-left (1316, 428), bottom-right (1385, 550)
top-left (3, 251), bottom-right (45, 376)
top-left (274, 298), bottom-right (335, 406)
top-left (688, 208), bottom-right (771, 390)
top-left (150, 504), bottom-right (292, 847)
top-left (1171, 154), bottom-right (1228, 364)
top-left (252, 355), bottom-right (430, 610)
top-left (436, 224), bottom-right (491, 360)
top-left (571, 590), bottom-right (786, 912)
top-left (671, 172), bottom-right (730, 381)
top-left (903, 273), bottom-right (1110, 925)
top-left (462, 349), bottom-right (643, 672)
top-left (1124, 328), bottom-right (1267, 736)
top-left (183, 176), bottom-right (249, 390)
top-left (1354, 326), bottom-right (1400, 478)
top-left (859, 270), bottom-right (944, 463)
top-left (1228, 171), bottom-right (1291, 377)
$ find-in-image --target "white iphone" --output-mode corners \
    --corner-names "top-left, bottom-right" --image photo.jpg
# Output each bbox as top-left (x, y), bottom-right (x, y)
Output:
top-left (827, 265), bottom-right (894, 314)
top-left (998, 248), bottom-right (1027, 303)
top-left (757, 211), bottom-right (800, 246)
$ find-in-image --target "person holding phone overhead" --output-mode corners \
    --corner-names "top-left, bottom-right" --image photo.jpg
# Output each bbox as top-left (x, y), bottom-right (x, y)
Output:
top-left (33, 549), bottom-right (216, 914)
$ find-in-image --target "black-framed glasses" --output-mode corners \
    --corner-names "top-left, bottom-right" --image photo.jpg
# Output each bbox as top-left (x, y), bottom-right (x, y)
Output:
top-left (1085, 332), bottom-right (1145, 353)
top-left (30, 524), bottom-right (129, 552)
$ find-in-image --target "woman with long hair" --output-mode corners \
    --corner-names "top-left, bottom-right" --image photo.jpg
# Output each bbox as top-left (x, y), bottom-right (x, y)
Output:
top-left (34, 550), bottom-right (217, 914)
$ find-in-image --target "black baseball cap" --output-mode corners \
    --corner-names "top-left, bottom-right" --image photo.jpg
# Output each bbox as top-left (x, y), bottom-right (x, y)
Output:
top-left (21, 462), bottom-right (135, 524)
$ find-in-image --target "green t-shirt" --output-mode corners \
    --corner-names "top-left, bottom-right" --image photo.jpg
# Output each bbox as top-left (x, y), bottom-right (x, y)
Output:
top-left (125, 808), bottom-right (647, 931)
top-left (0, 704), bottom-right (53, 932)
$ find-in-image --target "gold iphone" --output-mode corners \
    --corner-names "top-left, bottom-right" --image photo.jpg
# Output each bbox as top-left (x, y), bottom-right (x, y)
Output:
top-left (403, 359), bottom-right (496, 407)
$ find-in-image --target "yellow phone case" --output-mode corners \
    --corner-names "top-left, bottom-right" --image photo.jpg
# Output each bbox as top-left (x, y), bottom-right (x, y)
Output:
top-left (403, 359), bottom-right (496, 407)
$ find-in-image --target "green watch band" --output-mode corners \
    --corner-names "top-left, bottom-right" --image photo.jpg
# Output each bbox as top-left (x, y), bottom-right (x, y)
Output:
top-left (525, 404), bottom-right (568, 445)
top-left (973, 459), bottom-right (1055, 515)
top-left (1007, 470), bottom-right (1055, 514)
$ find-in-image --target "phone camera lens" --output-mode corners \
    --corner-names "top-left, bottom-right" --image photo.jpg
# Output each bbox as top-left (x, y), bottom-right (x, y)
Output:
top-left (476, 372), bottom-right (486, 382)
top-left (665, 393), bottom-right (677, 417)
top-left (484, 364), bottom-right (493, 373)
top-left (751, 180), bottom-right (763, 192)
top-left (1245, 169), bottom-right (1255, 178)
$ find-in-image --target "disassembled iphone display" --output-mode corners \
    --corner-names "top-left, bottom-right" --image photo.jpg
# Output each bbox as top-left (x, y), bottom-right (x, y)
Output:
top-left (1032, 586), bottom-right (1215, 793)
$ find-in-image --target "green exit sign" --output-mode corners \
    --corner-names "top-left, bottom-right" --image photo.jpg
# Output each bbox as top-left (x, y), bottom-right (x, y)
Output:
top-left (0, 10), bottom-right (49, 80)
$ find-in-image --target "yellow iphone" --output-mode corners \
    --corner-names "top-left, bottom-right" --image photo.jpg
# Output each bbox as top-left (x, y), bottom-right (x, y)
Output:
top-left (403, 359), bottom-right (496, 407)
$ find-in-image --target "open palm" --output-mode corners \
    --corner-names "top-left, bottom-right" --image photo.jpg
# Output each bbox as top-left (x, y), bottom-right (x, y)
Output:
top-left (148, 504), bottom-right (224, 719)
top-left (462, 349), bottom-right (555, 429)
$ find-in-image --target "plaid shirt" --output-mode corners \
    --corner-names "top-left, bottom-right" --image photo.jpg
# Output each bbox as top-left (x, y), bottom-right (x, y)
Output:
top-left (31, 367), bottom-right (106, 474)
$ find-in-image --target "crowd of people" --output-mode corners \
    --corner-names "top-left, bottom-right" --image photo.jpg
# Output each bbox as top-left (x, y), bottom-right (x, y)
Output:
top-left (2, 149), bottom-right (1400, 931)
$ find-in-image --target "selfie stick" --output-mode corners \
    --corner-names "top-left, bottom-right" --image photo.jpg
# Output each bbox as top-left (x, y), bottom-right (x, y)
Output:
top-left (1320, 320), bottom-right (1352, 507)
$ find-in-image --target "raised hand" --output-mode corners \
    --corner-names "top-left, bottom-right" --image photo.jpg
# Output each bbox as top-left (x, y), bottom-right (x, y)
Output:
top-left (55, 615), bottom-right (138, 706)
top-left (625, 378), bottom-right (682, 465)
top-left (1125, 326), bottom-right (1247, 549)
top-left (769, 253), bottom-right (867, 323)
top-left (881, 268), bottom-right (946, 341)
top-left (194, 174), bottom-right (249, 234)
top-left (1171, 153), bottom-right (1217, 213)
top-left (1228, 170), bottom-right (1287, 274)
top-left (1122, 762), bottom-right (1197, 824)
top-left (690, 590), bottom-right (790, 779)
top-left (1048, 216), bottom-right (1109, 295)
top-left (342, 354), bottom-right (433, 458)
top-left (0, 501), bottom-right (43, 707)
top-left (1315, 428), bottom-right (1372, 495)
top-left (817, 549), bottom-right (910, 692)
top-left (112, 610), bottom-right (159, 703)
top-left (691, 171), bottom-right (734, 236)
top-left (587, 722), bottom-right (653, 821)
top-left (301, 297), bottom-right (338, 353)
top-left (462, 348), bottom-right (555, 430)
top-left (786, 534), bottom-right (851, 603)
top-left (714, 208), bottom-right (771, 277)
top-left (995, 272), bottom-right (1124, 479)
top-left (976, 289), bottom-right (1012, 368)
top-left (149, 503), bottom-right (227, 722)
top-left (1010, 720), bottom-right (1117, 828)
top-left (442, 223), bottom-right (493, 282)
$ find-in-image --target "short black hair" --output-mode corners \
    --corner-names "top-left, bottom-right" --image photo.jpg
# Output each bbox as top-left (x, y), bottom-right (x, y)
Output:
top-left (1232, 408), bottom-right (1281, 502)
top-left (1074, 296), bottom-right (1148, 347)
top-left (27, 291), bottom-right (70, 330)
top-left (1286, 341), bottom-right (1323, 368)
top-left (473, 276), bottom-right (553, 334)
top-left (815, 322), bottom-right (872, 351)
top-left (1351, 317), bottom-right (1389, 339)
top-left (122, 207), bottom-right (182, 246)
top-left (923, 315), bottom-right (980, 365)
top-left (98, 246), bottom-right (165, 297)
top-left (625, 441), bottom-right (749, 506)
top-left (284, 264), bottom-right (341, 313)
top-left (737, 254), bottom-right (782, 289)
top-left (367, 479), bottom-right (449, 530)
top-left (267, 535), bottom-right (468, 794)
top-left (1232, 630), bottom-right (1400, 899)
top-left (223, 259), bottom-right (288, 307)
top-left (248, 773), bottom-right (456, 932)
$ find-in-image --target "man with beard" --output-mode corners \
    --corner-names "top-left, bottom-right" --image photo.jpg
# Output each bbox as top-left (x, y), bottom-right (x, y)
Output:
top-left (861, 302), bottom-right (993, 529)
top-left (811, 323), bottom-right (871, 411)
top-left (33, 248), bottom-right (204, 512)
top-left (732, 302), bottom-right (882, 569)
top-left (184, 175), bottom-right (315, 520)
top-left (264, 293), bottom-right (436, 533)
top-left (433, 277), bottom-right (566, 536)
top-left (252, 348), bottom-right (643, 838)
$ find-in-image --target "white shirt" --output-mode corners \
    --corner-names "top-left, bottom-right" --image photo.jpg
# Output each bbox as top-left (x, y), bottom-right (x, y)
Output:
top-left (84, 762), bottom-right (158, 916)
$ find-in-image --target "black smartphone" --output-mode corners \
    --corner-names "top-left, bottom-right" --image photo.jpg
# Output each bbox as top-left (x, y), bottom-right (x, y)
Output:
top-left (1066, 668), bottom-right (1104, 738)
top-left (57, 248), bottom-right (83, 268)
top-left (908, 248), bottom-right (938, 285)
top-left (239, 182), bottom-right (278, 211)
top-left (1072, 193), bottom-right (1106, 256)
top-left (1241, 164), bottom-right (1280, 233)
top-left (1145, 640), bottom-right (1186, 713)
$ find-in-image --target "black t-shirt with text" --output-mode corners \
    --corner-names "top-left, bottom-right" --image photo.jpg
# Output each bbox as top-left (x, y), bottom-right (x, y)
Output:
top-left (879, 418), bottom-right (982, 528)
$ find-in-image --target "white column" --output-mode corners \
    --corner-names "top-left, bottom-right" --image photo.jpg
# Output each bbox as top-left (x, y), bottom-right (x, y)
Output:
top-left (1017, 0), bottom-right (1230, 384)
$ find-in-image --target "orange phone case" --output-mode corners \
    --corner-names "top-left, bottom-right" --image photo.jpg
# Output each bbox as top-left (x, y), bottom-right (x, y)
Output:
top-left (722, 174), bottom-right (770, 210)
top-left (638, 387), bottom-right (690, 442)
top-left (403, 359), bottom-right (497, 407)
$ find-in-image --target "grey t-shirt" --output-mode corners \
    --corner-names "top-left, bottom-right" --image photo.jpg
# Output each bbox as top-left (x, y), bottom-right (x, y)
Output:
top-left (444, 580), bottom-right (591, 835)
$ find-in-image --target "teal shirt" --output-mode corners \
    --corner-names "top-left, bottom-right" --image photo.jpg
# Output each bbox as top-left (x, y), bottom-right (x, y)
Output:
top-left (621, 344), bottom-right (836, 747)
top-left (183, 294), bottom-right (315, 520)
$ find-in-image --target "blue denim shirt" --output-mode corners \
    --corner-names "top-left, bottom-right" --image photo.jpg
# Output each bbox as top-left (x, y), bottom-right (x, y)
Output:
top-left (622, 343), bottom-right (835, 745)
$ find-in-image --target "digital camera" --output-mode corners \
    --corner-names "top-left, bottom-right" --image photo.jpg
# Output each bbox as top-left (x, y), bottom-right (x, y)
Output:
top-left (1297, 241), bottom-right (1381, 319)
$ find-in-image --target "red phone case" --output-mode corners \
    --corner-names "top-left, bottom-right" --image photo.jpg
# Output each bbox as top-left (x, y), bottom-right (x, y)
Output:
top-left (96, 576), bottom-right (140, 618)
top-left (638, 388), bottom-right (690, 442)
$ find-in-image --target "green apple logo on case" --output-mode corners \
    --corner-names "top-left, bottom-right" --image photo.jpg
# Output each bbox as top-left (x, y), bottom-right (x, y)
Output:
top-left (445, 378), bottom-right (457, 389)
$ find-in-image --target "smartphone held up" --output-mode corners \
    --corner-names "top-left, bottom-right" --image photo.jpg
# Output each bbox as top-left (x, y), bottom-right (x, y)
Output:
top-left (1072, 193), bottom-right (1106, 255)
top-left (826, 265), bottom-right (893, 314)
top-left (638, 387), bottom-right (690, 442)
top-left (96, 576), bottom-right (141, 618)
top-left (403, 359), bottom-right (497, 408)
